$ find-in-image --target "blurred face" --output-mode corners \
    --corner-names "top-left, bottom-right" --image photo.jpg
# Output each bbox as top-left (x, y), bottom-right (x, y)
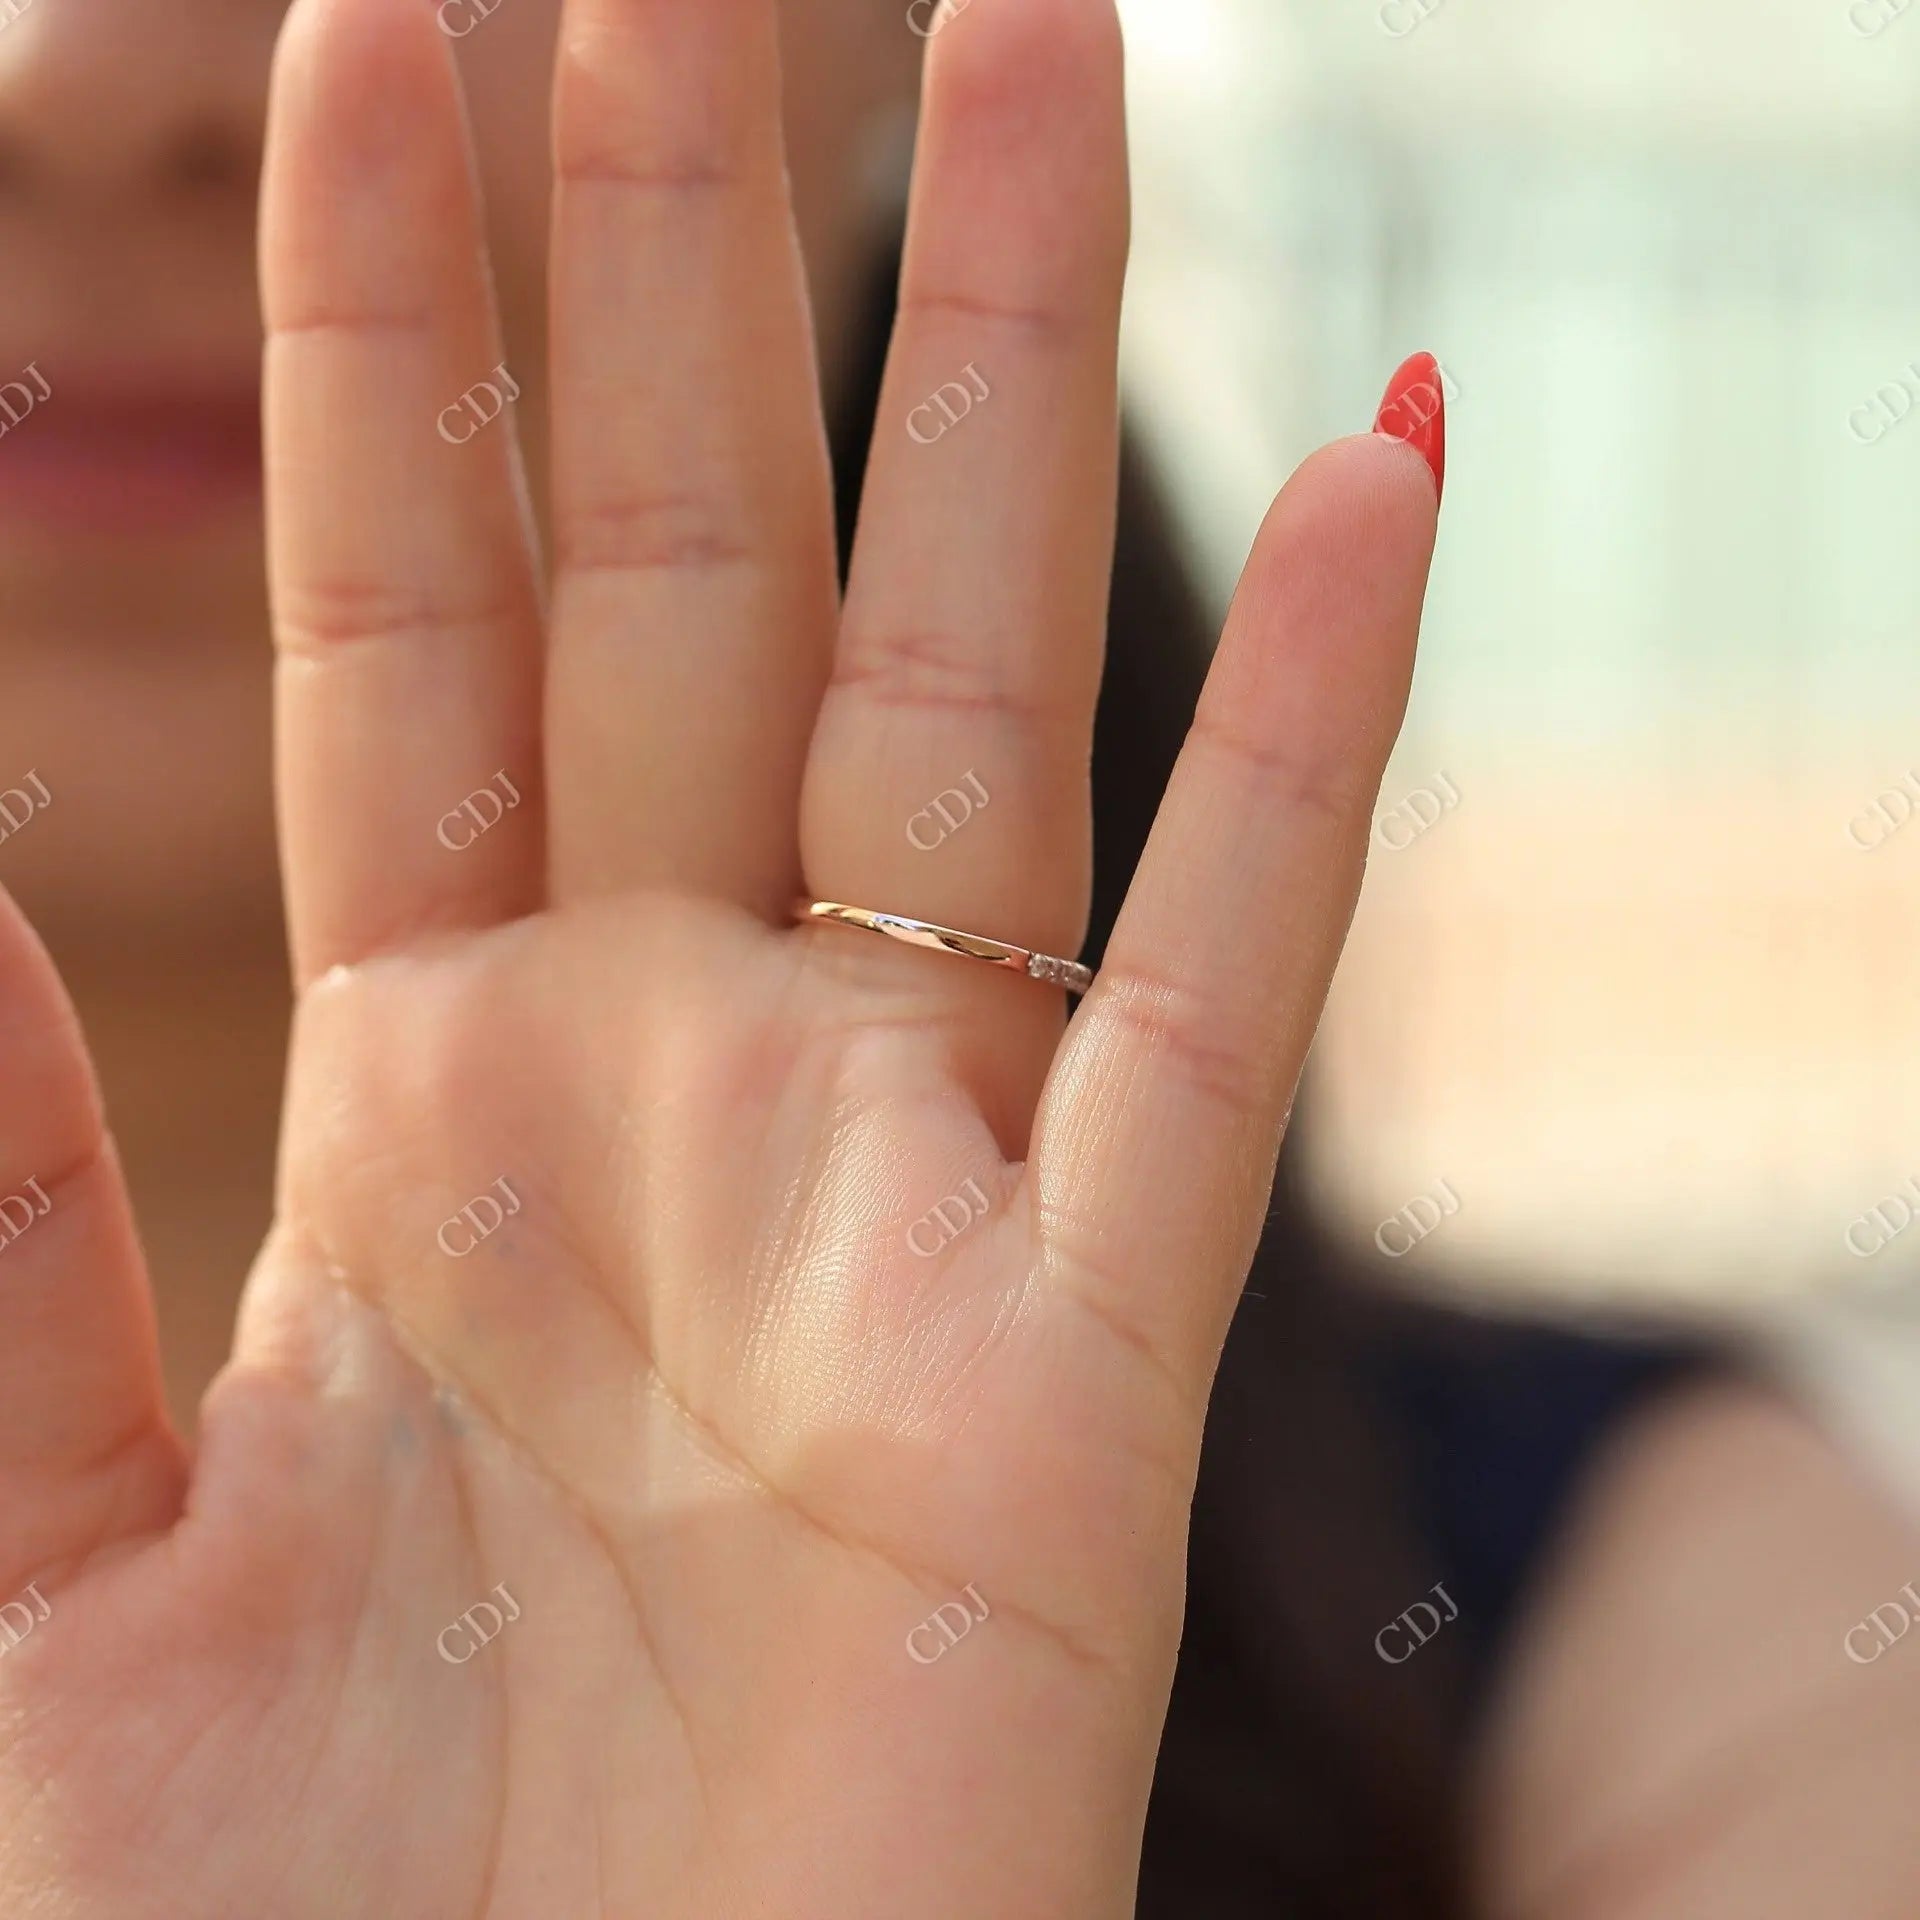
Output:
top-left (0, 0), bottom-right (910, 950)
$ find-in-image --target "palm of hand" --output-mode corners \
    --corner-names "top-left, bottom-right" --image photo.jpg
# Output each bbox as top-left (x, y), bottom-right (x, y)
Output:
top-left (17, 903), bottom-right (1181, 1918)
top-left (0, 0), bottom-right (1435, 1914)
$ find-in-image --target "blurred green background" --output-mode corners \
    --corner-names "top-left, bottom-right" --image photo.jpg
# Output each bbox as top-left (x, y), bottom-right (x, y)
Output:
top-left (1116, 0), bottom-right (1920, 1309)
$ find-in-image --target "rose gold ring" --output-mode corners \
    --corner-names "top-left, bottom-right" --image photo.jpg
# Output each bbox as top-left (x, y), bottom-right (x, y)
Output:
top-left (793, 900), bottom-right (1093, 995)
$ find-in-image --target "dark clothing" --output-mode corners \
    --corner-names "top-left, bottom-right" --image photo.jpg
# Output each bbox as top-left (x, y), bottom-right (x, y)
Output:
top-left (1136, 1264), bottom-right (1699, 1918)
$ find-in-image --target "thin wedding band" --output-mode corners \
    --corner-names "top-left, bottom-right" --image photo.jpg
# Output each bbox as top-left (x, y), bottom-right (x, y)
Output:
top-left (794, 900), bottom-right (1094, 995)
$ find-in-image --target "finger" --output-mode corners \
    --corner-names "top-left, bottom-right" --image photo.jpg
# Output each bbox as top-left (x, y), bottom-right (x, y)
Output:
top-left (0, 887), bottom-right (184, 1595)
top-left (544, 0), bottom-right (839, 911)
top-left (263, 0), bottom-right (546, 987)
top-left (1029, 419), bottom-right (1441, 1397)
top-left (802, 0), bottom-right (1127, 991)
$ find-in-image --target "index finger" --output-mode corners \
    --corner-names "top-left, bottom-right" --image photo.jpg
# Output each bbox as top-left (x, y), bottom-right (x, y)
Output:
top-left (262, 0), bottom-right (547, 985)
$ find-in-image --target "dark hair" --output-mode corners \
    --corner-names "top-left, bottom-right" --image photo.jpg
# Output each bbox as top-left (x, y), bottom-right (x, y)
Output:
top-left (833, 253), bottom-right (1470, 1917)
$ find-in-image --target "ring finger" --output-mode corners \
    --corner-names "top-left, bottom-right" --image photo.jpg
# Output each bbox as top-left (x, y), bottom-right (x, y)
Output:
top-left (798, 0), bottom-right (1129, 1114)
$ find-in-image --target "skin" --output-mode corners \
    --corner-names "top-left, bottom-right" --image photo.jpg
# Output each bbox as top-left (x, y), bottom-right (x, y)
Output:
top-left (0, 0), bottom-right (1912, 1914)
top-left (0, 0), bottom-right (910, 1419)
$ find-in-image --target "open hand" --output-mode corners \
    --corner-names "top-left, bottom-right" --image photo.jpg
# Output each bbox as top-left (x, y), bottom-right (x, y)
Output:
top-left (0, 0), bottom-right (1438, 1913)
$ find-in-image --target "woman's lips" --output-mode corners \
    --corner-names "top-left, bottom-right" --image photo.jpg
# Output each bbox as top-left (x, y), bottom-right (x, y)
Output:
top-left (0, 377), bottom-right (262, 536)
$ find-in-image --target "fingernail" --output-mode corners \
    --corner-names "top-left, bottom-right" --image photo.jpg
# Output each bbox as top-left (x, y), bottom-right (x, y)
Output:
top-left (1373, 351), bottom-right (1446, 505)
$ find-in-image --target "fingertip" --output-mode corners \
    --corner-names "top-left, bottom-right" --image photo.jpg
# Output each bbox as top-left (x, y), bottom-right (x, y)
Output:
top-left (1373, 349), bottom-right (1447, 503)
top-left (928, 0), bottom-right (1125, 104)
top-left (1243, 431), bottom-right (1439, 619)
top-left (916, 0), bottom-right (1130, 296)
top-left (263, 0), bottom-right (479, 332)
top-left (268, 0), bottom-right (462, 195)
top-left (1209, 432), bottom-right (1436, 778)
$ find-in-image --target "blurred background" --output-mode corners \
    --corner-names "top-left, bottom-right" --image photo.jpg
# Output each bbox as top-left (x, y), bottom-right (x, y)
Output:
top-left (1116, 0), bottom-right (1920, 1315)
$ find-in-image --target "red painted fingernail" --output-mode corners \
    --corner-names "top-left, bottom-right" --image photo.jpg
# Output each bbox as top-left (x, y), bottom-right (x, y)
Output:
top-left (1373, 351), bottom-right (1446, 504)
